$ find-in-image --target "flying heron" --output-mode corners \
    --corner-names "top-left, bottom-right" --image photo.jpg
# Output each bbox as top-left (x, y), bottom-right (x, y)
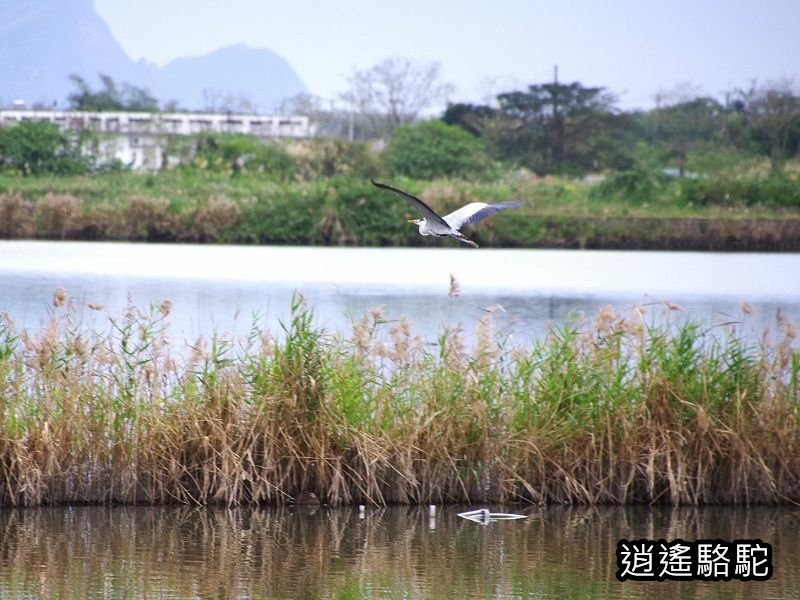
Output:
top-left (371, 179), bottom-right (522, 248)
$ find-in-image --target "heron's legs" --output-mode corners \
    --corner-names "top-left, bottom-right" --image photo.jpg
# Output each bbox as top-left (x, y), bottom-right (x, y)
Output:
top-left (451, 233), bottom-right (479, 248)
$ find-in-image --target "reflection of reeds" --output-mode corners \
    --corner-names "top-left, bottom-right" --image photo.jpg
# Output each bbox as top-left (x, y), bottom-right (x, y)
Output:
top-left (0, 505), bottom-right (797, 598)
top-left (0, 294), bottom-right (798, 507)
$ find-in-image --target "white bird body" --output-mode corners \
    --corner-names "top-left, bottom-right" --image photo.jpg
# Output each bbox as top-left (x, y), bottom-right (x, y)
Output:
top-left (371, 180), bottom-right (522, 248)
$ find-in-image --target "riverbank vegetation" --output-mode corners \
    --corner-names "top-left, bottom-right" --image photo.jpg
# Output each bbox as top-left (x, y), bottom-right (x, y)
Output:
top-left (1, 168), bottom-right (799, 249)
top-left (2, 74), bottom-right (800, 249)
top-left (1, 294), bottom-right (798, 507)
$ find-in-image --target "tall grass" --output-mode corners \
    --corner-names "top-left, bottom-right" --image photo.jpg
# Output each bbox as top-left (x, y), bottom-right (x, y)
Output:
top-left (0, 294), bottom-right (798, 507)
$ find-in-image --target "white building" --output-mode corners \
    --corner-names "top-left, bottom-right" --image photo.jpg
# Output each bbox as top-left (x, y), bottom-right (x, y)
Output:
top-left (0, 109), bottom-right (312, 171)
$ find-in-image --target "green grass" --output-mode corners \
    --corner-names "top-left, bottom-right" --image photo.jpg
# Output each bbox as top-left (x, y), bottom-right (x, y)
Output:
top-left (0, 294), bottom-right (797, 507)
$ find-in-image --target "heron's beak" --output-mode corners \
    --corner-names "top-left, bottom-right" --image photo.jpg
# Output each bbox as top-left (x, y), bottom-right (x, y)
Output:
top-left (407, 219), bottom-right (417, 224)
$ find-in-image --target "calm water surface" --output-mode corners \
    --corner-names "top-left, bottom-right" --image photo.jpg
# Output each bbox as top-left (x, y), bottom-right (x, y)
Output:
top-left (2, 241), bottom-right (799, 345)
top-left (0, 505), bottom-right (796, 599)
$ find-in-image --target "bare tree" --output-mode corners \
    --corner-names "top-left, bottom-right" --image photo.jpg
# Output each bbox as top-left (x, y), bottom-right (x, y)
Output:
top-left (341, 57), bottom-right (454, 139)
top-left (278, 93), bottom-right (354, 138)
top-left (202, 88), bottom-right (258, 114)
top-left (277, 92), bottom-right (322, 116)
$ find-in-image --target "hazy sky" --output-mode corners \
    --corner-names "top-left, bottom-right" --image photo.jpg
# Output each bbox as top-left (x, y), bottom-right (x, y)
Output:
top-left (94, 0), bottom-right (800, 109)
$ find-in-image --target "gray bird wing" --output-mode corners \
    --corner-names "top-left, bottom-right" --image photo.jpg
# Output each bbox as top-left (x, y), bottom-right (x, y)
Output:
top-left (370, 179), bottom-right (451, 229)
top-left (444, 200), bottom-right (524, 230)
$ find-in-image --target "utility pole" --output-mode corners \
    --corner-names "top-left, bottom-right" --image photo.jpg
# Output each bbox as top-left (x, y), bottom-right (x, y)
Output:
top-left (554, 64), bottom-right (559, 85)
top-left (348, 109), bottom-right (354, 142)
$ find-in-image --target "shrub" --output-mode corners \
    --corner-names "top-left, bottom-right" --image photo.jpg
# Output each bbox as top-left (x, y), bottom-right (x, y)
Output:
top-left (183, 196), bottom-right (243, 242)
top-left (287, 139), bottom-right (380, 180)
top-left (677, 175), bottom-right (800, 208)
top-left (590, 168), bottom-right (670, 204)
top-left (239, 185), bottom-right (328, 245)
top-left (33, 193), bottom-right (82, 239)
top-left (0, 192), bottom-right (34, 238)
top-left (189, 134), bottom-right (296, 180)
top-left (383, 120), bottom-right (492, 179)
top-left (332, 178), bottom-right (417, 245)
top-left (0, 121), bottom-right (89, 176)
top-left (124, 196), bottom-right (177, 241)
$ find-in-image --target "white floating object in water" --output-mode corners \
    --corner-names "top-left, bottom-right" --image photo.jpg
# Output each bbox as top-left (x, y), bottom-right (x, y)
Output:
top-left (457, 508), bottom-right (526, 524)
top-left (429, 504), bottom-right (436, 517)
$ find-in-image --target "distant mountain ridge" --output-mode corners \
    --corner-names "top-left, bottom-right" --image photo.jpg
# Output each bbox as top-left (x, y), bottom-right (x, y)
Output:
top-left (0, 0), bottom-right (307, 113)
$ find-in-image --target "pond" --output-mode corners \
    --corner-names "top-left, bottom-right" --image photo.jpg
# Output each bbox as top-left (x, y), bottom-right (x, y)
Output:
top-left (0, 504), bottom-right (796, 599)
top-left (2, 241), bottom-right (799, 346)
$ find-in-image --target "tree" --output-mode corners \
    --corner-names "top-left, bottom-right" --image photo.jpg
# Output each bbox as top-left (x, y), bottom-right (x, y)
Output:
top-left (68, 74), bottom-right (160, 112)
top-left (383, 120), bottom-right (491, 179)
top-left (442, 103), bottom-right (497, 136)
top-left (648, 95), bottom-right (725, 175)
top-left (742, 81), bottom-right (800, 174)
top-left (342, 58), bottom-right (454, 139)
top-left (0, 120), bottom-right (88, 175)
top-left (490, 82), bottom-right (623, 174)
top-left (202, 89), bottom-right (257, 114)
top-left (278, 93), bottom-right (358, 139)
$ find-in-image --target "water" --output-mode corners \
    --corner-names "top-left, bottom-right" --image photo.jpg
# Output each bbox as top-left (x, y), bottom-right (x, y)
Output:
top-left (0, 504), bottom-right (796, 599)
top-left (2, 241), bottom-right (800, 346)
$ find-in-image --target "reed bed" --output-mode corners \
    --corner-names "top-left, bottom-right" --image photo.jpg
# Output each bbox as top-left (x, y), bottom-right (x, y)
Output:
top-left (0, 293), bottom-right (798, 507)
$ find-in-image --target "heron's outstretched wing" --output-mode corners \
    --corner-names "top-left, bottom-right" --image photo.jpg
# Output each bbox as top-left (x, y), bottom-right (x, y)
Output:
top-left (370, 179), bottom-right (451, 229)
top-left (444, 200), bottom-right (523, 230)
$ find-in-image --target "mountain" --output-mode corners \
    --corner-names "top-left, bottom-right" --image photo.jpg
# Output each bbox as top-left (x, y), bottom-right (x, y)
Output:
top-left (155, 45), bottom-right (307, 113)
top-left (0, 0), bottom-right (143, 107)
top-left (0, 0), bottom-right (307, 113)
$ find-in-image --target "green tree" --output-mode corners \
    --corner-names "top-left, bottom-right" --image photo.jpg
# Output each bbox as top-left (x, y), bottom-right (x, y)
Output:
top-left (490, 82), bottom-right (624, 174)
top-left (743, 82), bottom-right (800, 174)
top-left (68, 74), bottom-right (160, 112)
top-left (0, 120), bottom-right (88, 175)
top-left (383, 120), bottom-right (492, 179)
top-left (648, 96), bottom-right (725, 175)
top-left (442, 103), bottom-right (497, 136)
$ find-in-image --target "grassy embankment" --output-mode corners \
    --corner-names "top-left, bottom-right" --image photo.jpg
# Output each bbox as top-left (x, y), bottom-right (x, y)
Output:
top-left (1, 293), bottom-right (798, 507)
top-left (1, 168), bottom-right (800, 250)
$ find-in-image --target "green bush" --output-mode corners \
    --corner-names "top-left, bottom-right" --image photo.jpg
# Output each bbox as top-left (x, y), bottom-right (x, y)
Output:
top-left (0, 121), bottom-right (89, 176)
top-left (189, 134), bottom-right (296, 180)
top-left (589, 168), bottom-right (671, 204)
top-left (290, 139), bottom-right (380, 179)
top-left (677, 175), bottom-right (800, 208)
top-left (383, 120), bottom-right (492, 179)
top-left (331, 177), bottom-right (418, 245)
top-left (239, 184), bottom-right (328, 245)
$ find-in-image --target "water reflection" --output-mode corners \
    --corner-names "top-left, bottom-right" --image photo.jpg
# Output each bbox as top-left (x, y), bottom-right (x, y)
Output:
top-left (1, 505), bottom-right (796, 599)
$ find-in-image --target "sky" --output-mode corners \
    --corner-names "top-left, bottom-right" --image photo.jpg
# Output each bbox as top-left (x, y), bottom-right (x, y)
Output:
top-left (94, 0), bottom-right (800, 110)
